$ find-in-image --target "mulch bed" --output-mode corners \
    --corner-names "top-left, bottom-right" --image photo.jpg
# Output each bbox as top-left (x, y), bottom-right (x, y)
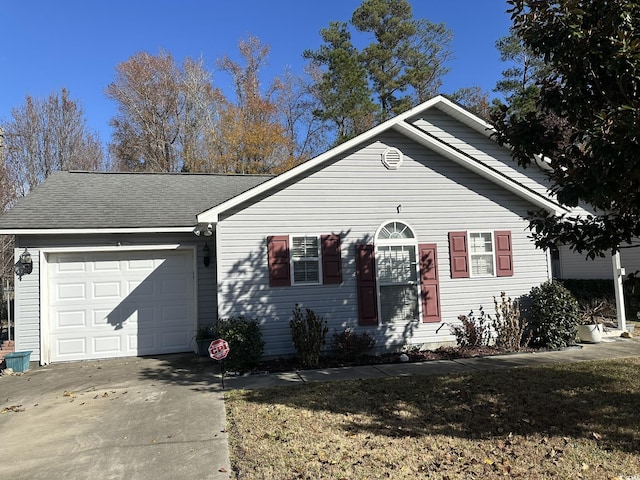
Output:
top-left (255, 345), bottom-right (542, 374)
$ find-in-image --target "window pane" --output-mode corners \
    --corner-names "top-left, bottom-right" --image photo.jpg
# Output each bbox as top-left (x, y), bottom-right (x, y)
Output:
top-left (293, 260), bottom-right (319, 283)
top-left (470, 232), bottom-right (493, 253)
top-left (377, 222), bottom-right (415, 240)
top-left (380, 285), bottom-right (419, 323)
top-left (471, 254), bottom-right (494, 276)
top-left (292, 236), bottom-right (318, 257)
top-left (377, 245), bottom-right (417, 283)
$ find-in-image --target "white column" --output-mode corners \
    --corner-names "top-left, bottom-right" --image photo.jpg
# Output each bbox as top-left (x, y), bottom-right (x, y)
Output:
top-left (612, 251), bottom-right (627, 331)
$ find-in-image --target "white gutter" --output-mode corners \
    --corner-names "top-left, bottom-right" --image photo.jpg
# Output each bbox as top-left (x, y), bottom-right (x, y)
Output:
top-left (0, 226), bottom-right (195, 235)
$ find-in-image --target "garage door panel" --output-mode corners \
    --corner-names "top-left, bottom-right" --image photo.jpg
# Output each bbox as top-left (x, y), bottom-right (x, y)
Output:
top-left (93, 335), bottom-right (122, 354)
top-left (56, 337), bottom-right (87, 357)
top-left (56, 310), bottom-right (86, 328)
top-left (56, 282), bottom-right (86, 301)
top-left (93, 258), bottom-right (121, 272)
top-left (48, 249), bottom-right (196, 362)
top-left (127, 279), bottom-right (155, 297)
top-left (93, 281), bottom-right (121, 299)
top-left (57, 256), bottom-right (87, 273)
top-left (126, 258), bottom-right (156, 271)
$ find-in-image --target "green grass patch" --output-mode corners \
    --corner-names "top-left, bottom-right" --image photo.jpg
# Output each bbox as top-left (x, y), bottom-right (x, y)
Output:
top-left (226, 358), bottom-right (640, 479)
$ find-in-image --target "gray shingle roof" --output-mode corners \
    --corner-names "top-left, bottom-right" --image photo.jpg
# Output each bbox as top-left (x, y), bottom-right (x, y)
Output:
top-left (0, 171), bottom-right (272, 230)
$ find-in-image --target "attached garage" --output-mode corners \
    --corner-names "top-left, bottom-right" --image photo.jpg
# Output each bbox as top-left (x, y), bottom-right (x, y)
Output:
top-left (44, 248), bottom-right (197, 363)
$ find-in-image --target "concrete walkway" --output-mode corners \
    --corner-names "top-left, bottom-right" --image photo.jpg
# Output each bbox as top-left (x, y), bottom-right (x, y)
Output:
top-left (223, 336), bottom-right (640, 390)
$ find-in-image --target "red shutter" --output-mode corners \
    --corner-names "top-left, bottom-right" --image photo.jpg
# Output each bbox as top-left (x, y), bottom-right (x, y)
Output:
top-left (419, 243), bottom-right (441, 322)
top-left (267, 235), bottom-right (290, 287)
top-left (449, 231), bottom-right (469, 278)
top-left (321, 234), bottom-right (342, 284)
top-left (356, 244), bottom-right (378, 326)
top-left (495, 230), bottom-right (514, 277)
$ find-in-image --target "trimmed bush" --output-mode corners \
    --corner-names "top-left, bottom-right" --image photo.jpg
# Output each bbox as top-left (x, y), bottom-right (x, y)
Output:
top-left (290, 305), bottom-right (328, 368)
top-left (524, 280), bottom-right (580, 349)
top-left (332, 328), bottom-right (376, 361)
top-left (215, 316), bottom-right (264, 373)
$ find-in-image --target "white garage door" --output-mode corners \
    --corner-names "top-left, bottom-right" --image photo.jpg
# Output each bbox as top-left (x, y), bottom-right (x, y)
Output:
top-left (47, 249), bottom-right (196, 362)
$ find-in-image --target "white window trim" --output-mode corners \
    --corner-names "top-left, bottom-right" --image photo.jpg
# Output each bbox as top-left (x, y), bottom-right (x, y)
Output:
top-left (468, 231), bottom-right (497, 278)
top-left (290, 235), bottom-right (322, 285)
top-left (374, 220), bottom-right (421, 324)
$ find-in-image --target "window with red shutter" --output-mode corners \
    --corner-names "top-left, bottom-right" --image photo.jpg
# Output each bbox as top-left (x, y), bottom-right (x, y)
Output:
top-left (267, 235), bottom-right (291, 287)
top-left (356, 244), bottom-right (378, 326)
top-left (321, 234), bottom-right (342, 284)
top-left (494, 231), bottom-right (514, 277)
top-left (448, 231), bottom-right (470, 278)
top-left (419, 243), bottom-right (441, 322)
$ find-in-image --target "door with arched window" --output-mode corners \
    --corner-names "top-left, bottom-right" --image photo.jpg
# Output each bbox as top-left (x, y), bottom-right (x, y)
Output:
top-left (375, 221), bottom-right (420, 323)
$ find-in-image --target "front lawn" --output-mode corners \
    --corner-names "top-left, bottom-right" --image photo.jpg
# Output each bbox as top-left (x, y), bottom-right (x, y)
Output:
top-left (226, 358), bottom-right (640, 479)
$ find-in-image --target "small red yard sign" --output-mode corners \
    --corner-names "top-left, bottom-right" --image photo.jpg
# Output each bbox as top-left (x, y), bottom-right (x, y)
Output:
top-left (208, 338), bottom-right (230, 360)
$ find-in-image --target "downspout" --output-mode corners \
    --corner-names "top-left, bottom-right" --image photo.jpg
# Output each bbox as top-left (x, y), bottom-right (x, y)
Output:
top-left (612, 251), bottom-right (627, 331)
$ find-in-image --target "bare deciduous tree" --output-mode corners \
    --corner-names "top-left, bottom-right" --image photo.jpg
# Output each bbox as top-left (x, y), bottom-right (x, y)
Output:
top-left (106, 51), bottom-right (218, 172)
top-left (2, 88), bottom-right (103, 197)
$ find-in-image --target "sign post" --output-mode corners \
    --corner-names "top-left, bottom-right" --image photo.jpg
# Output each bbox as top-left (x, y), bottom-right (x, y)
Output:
top-left (208, 338), bottom-right (230, 387)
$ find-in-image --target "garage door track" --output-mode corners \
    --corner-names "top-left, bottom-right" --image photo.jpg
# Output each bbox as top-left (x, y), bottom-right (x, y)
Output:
top-left (0, 354), bottom-right (229, 480)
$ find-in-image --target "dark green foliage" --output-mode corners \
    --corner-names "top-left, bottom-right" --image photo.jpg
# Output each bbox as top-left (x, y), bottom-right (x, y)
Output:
top-left (524, 281), bottom-right (580, 349)
top-left (450, 307), bottom-right (492, 349)
top-left (289, 305), bottom-right (328, 368)
top-left (215, 316), bottom-right (264, 373)
top-left (331, 328), bottom-right (376, 361)
top-left (305, 0), bottom-right (452, 140)
top-left (493, 0), bottom-right (640, 258)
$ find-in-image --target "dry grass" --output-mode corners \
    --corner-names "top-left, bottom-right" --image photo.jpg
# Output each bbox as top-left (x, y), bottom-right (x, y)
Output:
top-left (226, 358), bottom-right (640, 479)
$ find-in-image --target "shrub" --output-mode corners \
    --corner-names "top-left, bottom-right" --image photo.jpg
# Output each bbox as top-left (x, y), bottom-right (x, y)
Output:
top-left (332, 328), bottom-right (376, 361)
top-left (450, 306), bottom-right (492, 349)
top-left (524, 280), bottom-right (580, 349)
top-left (492, 292), bottom-right (530, 351)
top-left (289, 305), bottom-right (328, 368)
top-left (215, 316), bottom-right (264, 373)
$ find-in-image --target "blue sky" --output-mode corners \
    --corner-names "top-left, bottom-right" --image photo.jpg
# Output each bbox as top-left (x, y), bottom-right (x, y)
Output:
top-left (1, 1), bottom-right (513, 146)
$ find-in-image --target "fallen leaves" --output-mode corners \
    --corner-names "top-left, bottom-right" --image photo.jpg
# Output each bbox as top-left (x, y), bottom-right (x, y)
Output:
top-left (1, 405), bottom-right (24, 413)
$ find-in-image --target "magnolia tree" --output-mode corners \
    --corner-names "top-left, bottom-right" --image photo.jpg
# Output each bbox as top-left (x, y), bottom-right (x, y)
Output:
top-left (492, 0), bottom-right (640, 259)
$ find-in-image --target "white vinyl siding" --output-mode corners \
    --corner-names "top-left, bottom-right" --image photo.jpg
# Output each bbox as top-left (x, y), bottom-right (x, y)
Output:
top-left (216, 129), bottom-right (552, 357)
top-left (557, 243), bottom-right (640, 280)
top-left (410, 108), bottom-right (554, 198)
top-left (291, 236), bottom-right (320, 284)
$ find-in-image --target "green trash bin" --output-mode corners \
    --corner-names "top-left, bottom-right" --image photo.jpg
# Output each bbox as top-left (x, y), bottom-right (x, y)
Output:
top-left (4, 351), bottom-right (32, 372)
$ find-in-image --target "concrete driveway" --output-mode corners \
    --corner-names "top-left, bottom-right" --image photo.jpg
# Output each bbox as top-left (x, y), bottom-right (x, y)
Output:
top-left (0, 354), bottom-right (230, 480)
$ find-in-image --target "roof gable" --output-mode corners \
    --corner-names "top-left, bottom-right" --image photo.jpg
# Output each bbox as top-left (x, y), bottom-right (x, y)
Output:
top-left (197, 96), bottom-right (568, 224)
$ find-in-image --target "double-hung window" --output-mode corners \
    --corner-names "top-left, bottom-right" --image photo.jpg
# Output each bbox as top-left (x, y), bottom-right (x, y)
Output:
top-left (469, 232), bottom-right (495, 276)
top-left (291, 236), bottom-right (320, 284)
top-left (449, 230), bottom-right (513, 279)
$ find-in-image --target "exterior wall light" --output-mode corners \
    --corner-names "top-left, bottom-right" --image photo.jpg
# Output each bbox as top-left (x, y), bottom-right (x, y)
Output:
top-left (203, 243), bottom-right (211, 267)
top-left (15, 248), bottom-right (33, 279)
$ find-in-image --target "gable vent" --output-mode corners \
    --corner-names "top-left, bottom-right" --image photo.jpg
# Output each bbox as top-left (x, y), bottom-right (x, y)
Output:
top-left (382, 147), bottom-right (403, 170)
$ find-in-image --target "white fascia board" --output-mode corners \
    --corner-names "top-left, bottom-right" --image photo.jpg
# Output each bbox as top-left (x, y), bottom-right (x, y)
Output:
top-left (197, 96), bottom-right (449, 224)
top-left (0, 226), bottom-right (194, 235)
top-left (433, 98), bottom-right (496, 137)
top-left (393, 121), bottom-right (569, 215)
